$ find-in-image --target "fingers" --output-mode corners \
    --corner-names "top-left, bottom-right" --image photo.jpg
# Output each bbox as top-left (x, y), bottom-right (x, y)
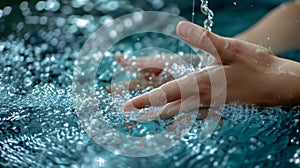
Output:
top-left (132, 97), bottom-right (211, 121)
top-left (159, 99), bottom-right (182, 119)
top-left (122, 64), bottom-right (219, 112)
top-left (165, 112), bottom-right (195, 133)
top-left (176, 21), bottom-right (248, 63)
top-left (160, 98), bottom-right (210, 120)
top-left (107, 71), bottom-right (174, 93)
top-left (116, 53), bottom-right (165, 74)
top-left (122, 71), bottom-right (202, 112)
top-left (123, 79), bottom-right (182, 111)
top-left (176, 21), bottom-right (225, 58)
top-left (132, 106), bottom-right (165, 121)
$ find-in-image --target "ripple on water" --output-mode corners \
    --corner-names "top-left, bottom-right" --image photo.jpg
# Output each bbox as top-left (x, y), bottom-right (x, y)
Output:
top-left (1, 77), bottom-right (299, 167)
top-left (0, 0), bottom-right (300, 167)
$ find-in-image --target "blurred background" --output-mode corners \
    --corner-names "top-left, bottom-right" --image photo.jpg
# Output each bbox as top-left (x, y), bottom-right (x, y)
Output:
top-left (0, 0), bottom-right (290, 37)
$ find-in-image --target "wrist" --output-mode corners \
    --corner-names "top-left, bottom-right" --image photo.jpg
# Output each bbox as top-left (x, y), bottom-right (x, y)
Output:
top-left (276, 58), bottom-right (300, 106)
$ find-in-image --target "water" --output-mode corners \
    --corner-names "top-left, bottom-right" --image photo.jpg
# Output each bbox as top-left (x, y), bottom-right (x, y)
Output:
top-left (192, 0), bottom-right (214, 31)
top-left (1, 82), bottom-right (299, 167)
top-left (0, 1), bottom-right (300, 167)
top-left (200, 0), bottom-right (214, 32)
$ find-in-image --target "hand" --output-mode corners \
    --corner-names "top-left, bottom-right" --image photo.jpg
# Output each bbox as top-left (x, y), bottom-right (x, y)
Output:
top-left (108, 51), bottom-right (200, 93)
top-left (122, 21), bottom-right (300, 117)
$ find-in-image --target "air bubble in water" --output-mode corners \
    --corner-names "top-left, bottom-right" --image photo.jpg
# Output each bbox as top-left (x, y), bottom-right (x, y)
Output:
top-left (0, 1), bottom-right (299, 167)
top-left (3, 6), bottom-right (12, 16)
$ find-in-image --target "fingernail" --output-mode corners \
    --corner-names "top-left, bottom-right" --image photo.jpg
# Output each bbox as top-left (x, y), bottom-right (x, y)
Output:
top-left (123, 101), bottom-right (135, 112)
top-left (177, 21), bottom-right (193, 38)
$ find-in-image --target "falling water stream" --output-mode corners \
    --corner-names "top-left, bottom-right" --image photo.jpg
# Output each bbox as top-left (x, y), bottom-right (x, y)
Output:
top-left (190, 0), bottom-right (215, 69)
top-left (200, 0), bottom-right (214, 32)
top-left (192, 0), bottom-right (214, 32)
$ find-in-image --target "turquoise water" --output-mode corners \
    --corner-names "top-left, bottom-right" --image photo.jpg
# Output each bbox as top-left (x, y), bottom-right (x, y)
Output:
top-left (0, 0), bottom-right (300, 167)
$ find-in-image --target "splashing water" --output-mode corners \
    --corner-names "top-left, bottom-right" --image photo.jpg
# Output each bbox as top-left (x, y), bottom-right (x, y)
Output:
top-left (0, 1), bottom-right (299, 167)
top-left (1, 81), bottom-right (299, 167)
top-left (200, 0), bottom-right (214, 32)
top-left (191, 0), bottom-right (215, 69)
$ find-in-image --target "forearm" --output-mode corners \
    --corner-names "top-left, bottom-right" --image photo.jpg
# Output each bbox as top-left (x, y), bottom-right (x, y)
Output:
top-left (236, 0), bottom-right (300, 54)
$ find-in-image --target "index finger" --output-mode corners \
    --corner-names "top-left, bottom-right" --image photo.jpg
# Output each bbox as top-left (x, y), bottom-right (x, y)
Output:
top-left (122, 79), bottom-right (181, 112)
top-left (176, 21), bottom-right (247, 63)
top-left (122, 71), bottom-right (201, 112)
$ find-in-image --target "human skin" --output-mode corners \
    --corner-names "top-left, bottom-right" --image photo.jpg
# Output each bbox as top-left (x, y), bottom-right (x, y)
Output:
top-left (121, 21), bottom-right (300, 114)
top-left (236, 0), bottom-right (300, 54)
top-left (157, 0), bottom-right (300, 54)
top-left (117, 0), bottom-right (300, 117)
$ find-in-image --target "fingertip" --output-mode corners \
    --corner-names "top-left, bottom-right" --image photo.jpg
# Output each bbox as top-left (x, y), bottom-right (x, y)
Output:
top-left (176, 21), bottom-right (192, 31)
top-left (176, 21), bottom-right (231, 63)
top-left (176, 21), bottom-right (205, 39)
top-left (176, 21), bottom-right (189, 39)
top-left (123, 101), bottom-right (136, 112)
top-left (176, 21), bottom-right (184, 35)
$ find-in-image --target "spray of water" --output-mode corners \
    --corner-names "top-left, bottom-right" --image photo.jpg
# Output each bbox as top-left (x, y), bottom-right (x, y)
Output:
top-left (192, 0), bottom-right (214, 31)
top-left (0, 1), bottom-right (299, 167)
top-left (191, 0), bottom-right (215, 68)
top-left (200, 0), bottom-right (214, 32)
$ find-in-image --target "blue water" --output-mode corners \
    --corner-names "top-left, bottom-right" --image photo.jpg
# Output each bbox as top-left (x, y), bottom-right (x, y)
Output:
top-left (0, 0), bottom-right (300, 167)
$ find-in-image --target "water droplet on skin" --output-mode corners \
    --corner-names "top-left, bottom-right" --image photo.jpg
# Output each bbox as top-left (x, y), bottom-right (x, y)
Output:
top-left (109, 30), bottom-right (117, 38)
top-left (124, 18), bottom-right (133, 27)
top-left (224, 41), bottom-right (229, 49)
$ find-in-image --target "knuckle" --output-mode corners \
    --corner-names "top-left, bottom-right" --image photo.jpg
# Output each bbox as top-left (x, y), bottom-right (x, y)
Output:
top-left (149, 88), bottom-right (167, 105)
top-left (228, 40), bottom-right (242, 57)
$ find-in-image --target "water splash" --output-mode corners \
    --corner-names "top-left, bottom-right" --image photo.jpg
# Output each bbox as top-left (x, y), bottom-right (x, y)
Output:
top-left (191, 0), bottom-right (215, 68)
top-left (0, 0), bottom-right (299, 167)
top-left (200, 0), bottom-right (214, 32)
